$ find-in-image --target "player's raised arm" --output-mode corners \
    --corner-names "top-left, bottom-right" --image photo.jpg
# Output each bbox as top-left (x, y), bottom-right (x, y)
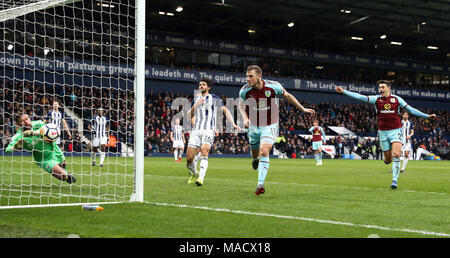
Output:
top-left (335, 86), bottom-right (371, 103)
top-left (282, 90), bottom-right (315, 115)
top-left (5, 136), bottom-right (24, 153)
top-left (397, 96), bottom-right (437, 120)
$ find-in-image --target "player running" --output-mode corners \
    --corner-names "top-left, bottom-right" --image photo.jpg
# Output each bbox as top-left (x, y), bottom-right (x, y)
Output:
top-left (5, 114), bottom-right (76, 183)
top-left (239, 65), bottom-right (315, 195)
top-left (90, 108), bottom-right (109, 167)
top-left (170, 118), bottom-right (185, 162)
top-left (400, 111), bottom-right (414, 173)
top-left (335, 80), bottom-right (436, 189)
top-left (185, 78), bottom-right (241, 186)
top-left (309, 120), bottom-right (326, 166)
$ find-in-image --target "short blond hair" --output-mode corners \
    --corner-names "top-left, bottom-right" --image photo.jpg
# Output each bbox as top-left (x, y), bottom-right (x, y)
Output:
top-left (247, 65), bottom-right (262, 75)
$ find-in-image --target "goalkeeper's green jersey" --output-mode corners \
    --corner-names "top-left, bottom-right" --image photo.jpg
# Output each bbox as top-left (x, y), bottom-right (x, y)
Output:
top-left (5, 120), bottom-right (64, 164)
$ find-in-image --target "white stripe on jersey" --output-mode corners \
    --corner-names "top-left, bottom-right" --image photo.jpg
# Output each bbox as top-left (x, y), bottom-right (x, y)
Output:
top-left (173, 125), bottom-right (183, 141)
top-left (93, 116), bottom-right (108, 138)
top-left (193, 94), bottom-right (221, 132)
top-left (401, 120), bottom-right (413, 143)
top-left (48, 110), bottom-right (62, 128)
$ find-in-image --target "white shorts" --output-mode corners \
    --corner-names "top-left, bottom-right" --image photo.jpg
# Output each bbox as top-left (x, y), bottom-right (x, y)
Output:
top-left (401, 142), bottom-right (412, 152)
top-left (173, 140), bottom-right (184, 149)
top-left (188, 130), bottom-right (215, 148)
top-left (93, 136), bottom-right (108, 147)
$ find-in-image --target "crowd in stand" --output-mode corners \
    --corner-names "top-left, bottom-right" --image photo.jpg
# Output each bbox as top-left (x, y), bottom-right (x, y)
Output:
top-left (1, 79), bottom-right (449, 159)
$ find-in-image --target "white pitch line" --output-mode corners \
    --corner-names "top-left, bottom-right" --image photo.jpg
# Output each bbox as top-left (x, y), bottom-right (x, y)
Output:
top-left (144, 201), bottom-right (450, 237)
top-left (145, 174), bottom-right (450, 196)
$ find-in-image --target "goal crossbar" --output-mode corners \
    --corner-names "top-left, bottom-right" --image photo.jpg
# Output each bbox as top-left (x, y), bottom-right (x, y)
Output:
top-left (0, 0), bottom-right (81, 22)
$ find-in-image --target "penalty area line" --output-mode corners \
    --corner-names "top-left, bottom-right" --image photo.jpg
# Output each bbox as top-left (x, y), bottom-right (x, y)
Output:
top-left (144, 201), bottom-right (450, 237)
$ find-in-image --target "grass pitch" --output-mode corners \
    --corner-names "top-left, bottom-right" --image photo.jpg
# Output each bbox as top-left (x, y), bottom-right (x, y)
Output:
top-left (0, 157), bottom-right (449, 238)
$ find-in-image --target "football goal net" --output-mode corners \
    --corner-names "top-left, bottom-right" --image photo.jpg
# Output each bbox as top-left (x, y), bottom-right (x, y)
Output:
top-left (0, 0), bottom-right (145, 208)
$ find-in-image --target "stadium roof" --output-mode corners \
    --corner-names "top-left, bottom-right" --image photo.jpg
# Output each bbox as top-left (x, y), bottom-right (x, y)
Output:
top-left (147, 0), bottom-right (450, 63)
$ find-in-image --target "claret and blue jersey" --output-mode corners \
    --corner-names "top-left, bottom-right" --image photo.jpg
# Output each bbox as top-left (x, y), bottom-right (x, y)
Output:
top-left (309, 126), bottom-right (326, 142)
top-left (239, 79), bottom-right (285, 127)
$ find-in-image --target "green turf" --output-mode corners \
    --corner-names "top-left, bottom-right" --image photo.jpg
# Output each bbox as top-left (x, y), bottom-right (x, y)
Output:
top-left (0, 157), bottom-right (449, 238)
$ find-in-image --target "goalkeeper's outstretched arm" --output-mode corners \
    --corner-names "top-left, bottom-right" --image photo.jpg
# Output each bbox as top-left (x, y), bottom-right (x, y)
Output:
top-left (5, 138), bottom-right (24, 153)
top-left (5, 129), bottom-right (42, 153)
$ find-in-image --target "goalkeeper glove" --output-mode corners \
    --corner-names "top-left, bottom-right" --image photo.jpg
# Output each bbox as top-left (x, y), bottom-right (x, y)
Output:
top-left (23, 129), bottom-right (41, 137)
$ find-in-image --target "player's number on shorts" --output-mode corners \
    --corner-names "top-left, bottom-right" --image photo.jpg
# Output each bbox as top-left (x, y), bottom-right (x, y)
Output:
top-left (203, 135), bottom-right (213, 144)
top-left (271, 127), bottom-right (278, 139)
top-left (398, 130), bottom-right (404, 141)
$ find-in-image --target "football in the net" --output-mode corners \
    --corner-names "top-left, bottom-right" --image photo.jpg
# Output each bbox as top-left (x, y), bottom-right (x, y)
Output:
top-left (40, 123), bottom-right (60, 142)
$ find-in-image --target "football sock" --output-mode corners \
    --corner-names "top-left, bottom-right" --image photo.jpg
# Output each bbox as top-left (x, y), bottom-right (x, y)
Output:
top-left (319, 152), bottom-right (323, 162)
top-left (392, 157), bottom-right (401, 182)
top-left (178, 149), bottom-right (183, 159)
top-left (99, 151), bottom-right (106, 165)
top-left (198, 156), bottom-right (208, 180)
top-left (401, 157), bottom-right (408, 170)
top-left (258, 156), bottom-right (270, 185)
top-left (91, 152), bottom-right (96, 162)
top-left (187, 162), bottom-right (197, 175)
top-left (174, 149), bottom-right (178, 160)
top-left (193, 152), bottom-right (200, 168)
top-left (315, 153), bottom-right (319, 163)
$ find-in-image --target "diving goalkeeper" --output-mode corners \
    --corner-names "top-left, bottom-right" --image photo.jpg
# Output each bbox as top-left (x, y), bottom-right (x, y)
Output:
top-left (5, 114), bottom-right (76, 183)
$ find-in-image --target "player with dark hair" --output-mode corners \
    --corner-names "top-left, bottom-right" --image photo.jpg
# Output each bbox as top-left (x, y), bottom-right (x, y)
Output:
top-left (171, 118), bottom-right (185, 162)
top-left (400, 111), bottom-right (414, 173)
top-left (335, 80), bottom-right (436, 189)
top-left (185, 78), bottom-right (241, 186)
top-left (90, 108), bottom-right (109, 167)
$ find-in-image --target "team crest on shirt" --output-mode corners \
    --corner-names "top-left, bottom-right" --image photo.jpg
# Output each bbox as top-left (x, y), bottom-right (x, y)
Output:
top-left (390, 98), bottom-right (396, 103)
top-left (265, 90), bottom-right (271, 97)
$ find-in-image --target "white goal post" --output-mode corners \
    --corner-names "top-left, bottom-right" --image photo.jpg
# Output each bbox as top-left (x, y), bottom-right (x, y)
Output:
top-left (0, 0), bottom-right (145, 208)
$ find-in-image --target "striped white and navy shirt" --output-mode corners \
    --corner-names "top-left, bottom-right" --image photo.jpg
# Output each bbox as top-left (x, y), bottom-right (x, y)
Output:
top-left (173, 125), bottom-right (183, 142)
top-left (92, 115), bottom-right (108, 138)
top-left (401, 120), bottom-right (414, 143)
top-left (47, 110), bottom-right (64, 129)
top-left (192, 94), bottom-right (223, 132)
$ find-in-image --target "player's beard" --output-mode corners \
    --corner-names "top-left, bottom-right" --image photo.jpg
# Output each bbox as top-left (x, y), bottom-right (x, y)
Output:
top-left (251, 80), bottom-right (261, 89)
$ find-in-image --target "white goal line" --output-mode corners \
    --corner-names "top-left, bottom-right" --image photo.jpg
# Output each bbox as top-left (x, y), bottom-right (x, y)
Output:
top-left (144, 201), bottom-right (450, 237)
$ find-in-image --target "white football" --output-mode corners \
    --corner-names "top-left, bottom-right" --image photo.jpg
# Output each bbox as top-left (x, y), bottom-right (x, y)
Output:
top-left (41, 123), bottom-right (60, 142)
